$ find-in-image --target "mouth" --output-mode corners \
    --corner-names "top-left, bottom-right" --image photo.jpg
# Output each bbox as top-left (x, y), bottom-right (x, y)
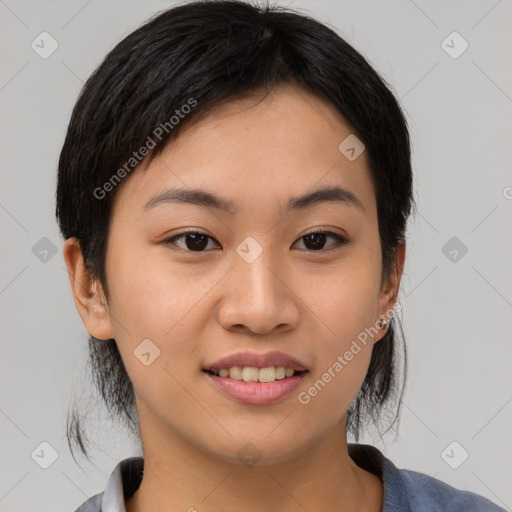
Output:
top-left (202, 351), bottom-right (309, 404)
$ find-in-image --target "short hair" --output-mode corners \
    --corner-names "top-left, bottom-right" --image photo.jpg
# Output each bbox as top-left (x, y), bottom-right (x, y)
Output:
top-left (56, 0), bottom-right (415, 462)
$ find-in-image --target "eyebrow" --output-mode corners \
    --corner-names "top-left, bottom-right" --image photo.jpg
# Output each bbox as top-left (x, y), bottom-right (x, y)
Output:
top-left (142, 185), bottom-right (365, 215)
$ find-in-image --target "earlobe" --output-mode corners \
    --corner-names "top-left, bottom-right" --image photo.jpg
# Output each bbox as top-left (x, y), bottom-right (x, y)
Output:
top-left (62, 238), bottom-right (115, 341)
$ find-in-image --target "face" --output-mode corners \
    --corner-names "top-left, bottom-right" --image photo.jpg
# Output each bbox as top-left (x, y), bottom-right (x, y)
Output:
top-left (75, 83), bottom-right (401, 466)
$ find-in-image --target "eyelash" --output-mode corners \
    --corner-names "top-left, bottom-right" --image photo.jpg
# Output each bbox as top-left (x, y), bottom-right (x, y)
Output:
top-left (161, 229), bottom-right (349, 253)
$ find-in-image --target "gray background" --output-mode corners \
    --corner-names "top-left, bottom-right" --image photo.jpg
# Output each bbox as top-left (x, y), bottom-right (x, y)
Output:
top-left (1, 0), bottom-right (511, 510)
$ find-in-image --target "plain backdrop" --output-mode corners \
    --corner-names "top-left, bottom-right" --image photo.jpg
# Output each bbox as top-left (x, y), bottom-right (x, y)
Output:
top-left (1, 0), bottom-right (511, 510)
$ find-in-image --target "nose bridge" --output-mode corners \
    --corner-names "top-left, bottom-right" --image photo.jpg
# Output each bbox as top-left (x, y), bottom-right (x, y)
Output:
top-left (234, 235), bottom-right (282, 305)
top-left (218, 234), bottom-right (299, 333)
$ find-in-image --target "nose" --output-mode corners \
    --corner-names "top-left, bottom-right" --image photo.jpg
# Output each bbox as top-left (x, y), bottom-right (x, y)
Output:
top-left (217, 245), bottom-right (300, 335)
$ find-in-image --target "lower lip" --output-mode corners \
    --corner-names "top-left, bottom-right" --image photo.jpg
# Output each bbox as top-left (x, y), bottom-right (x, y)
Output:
top-left (203, 371), bottom-right (308, 405)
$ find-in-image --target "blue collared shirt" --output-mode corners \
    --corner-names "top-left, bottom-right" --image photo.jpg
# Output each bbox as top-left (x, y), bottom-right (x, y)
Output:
top-left (73, 443), bottom-right (506, 511)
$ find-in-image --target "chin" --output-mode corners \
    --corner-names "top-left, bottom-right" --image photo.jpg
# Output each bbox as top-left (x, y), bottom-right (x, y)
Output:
top-left (204, 429), bottom-right (319, 468)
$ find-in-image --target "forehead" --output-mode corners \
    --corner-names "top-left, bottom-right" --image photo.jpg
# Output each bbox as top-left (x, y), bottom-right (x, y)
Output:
top-left (112, 84), bottom-right (376, 220)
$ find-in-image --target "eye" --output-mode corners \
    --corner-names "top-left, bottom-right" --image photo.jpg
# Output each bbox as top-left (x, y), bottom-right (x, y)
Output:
top-left (162, 229), bottom-right (349, 253)
top-left (163, 230), bottom-right (220, 252)
top-left (292, 230), bottom-right (349, 251)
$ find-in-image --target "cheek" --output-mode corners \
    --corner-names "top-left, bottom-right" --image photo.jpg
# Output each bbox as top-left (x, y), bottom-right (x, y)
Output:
top-left (105, 255), bottom-right (206, 416)
top-left (298, 317), bottom-right (376, 426)
top-left (304, 254), bottom-right (381, 336)
top-left (295, 256), bottom-right (380, 408)
top-left (106, 245), bottom-right (208, 335)
top-left (103, 247), bottom-right (206, 383)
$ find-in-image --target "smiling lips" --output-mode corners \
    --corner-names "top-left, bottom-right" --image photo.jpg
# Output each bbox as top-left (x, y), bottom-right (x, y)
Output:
top-left (203, 350), bottom-right (309, 404)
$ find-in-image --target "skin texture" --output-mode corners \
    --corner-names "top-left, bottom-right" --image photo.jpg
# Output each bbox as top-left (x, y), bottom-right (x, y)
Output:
top-left (64, 83), bottom-right (405, 512)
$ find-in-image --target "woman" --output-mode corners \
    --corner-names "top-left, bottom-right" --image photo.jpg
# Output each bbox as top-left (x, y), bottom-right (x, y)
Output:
top-left (56, 1), bottom-right (505, 510)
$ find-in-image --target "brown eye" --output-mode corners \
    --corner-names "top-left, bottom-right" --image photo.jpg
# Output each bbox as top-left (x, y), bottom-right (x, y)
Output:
top-left (163, 231), bottom-right (219, 252)
top-left (293, 231), bottom-right (348, 251)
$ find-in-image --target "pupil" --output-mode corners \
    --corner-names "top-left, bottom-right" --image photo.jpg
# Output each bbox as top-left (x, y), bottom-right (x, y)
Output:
top-left (305, 233), bottom-right (325, 250)
top-left (187, 233), bottom-right (208, 251)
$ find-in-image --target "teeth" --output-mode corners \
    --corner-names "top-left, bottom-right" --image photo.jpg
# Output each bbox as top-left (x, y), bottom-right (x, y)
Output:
top-left (275, 366), bottom-right (286, 379)
top-left (212, 366), bottom-right (301, 382)
top-left (229, 367), bottom-right (242, 380)
top-left (242, 366), bottom-right (259, 382)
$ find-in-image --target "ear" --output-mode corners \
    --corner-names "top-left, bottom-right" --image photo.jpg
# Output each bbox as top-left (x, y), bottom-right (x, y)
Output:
top-left (375, 240), bottom-right (406, 340)
top-left (62, 238), bottom-right (115, 341)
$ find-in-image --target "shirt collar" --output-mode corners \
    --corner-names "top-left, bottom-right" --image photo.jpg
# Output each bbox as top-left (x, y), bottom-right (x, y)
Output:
top-left (348, 443), bottom-right (412, 511)
top-left (102, 456), bottom-right (143, 512)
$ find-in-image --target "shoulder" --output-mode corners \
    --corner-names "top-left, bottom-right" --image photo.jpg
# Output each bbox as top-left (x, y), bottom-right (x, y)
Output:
top-left (393, 465), bottom-right (506, 511)
top-left (347, 443), bottom-right (506, 512)
top-left (72, 492), bottom-right (103, 512)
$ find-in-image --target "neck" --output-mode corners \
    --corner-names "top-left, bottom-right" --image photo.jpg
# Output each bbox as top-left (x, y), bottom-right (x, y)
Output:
top-left (126, 416), bottom-right (382, 512)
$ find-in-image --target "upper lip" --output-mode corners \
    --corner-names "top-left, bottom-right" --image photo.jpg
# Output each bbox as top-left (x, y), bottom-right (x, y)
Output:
top-left (204, 351), bottom-right (308, 372)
